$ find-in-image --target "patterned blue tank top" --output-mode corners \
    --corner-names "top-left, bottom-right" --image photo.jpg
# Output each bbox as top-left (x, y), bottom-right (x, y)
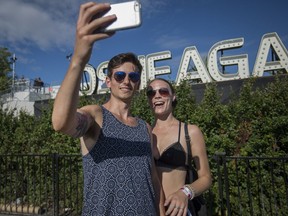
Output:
top-left (82, 106), bottom-right (157, 216)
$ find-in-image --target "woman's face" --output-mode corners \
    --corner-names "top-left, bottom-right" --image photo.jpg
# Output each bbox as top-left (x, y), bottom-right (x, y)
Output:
top-left (147, 80), bottom-right (175, 117)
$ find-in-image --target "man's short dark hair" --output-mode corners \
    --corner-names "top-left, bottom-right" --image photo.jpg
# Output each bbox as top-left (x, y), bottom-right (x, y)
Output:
top-left (107, 52), bottom-right (143, 78)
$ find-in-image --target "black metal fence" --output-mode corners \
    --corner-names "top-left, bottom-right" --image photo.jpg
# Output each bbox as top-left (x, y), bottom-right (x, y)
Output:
top-left (0, 154), bottom-right (287, 216)
top-left (209, 154), bottom-right (288, 216)
top-left (0, 154), bottom-right (83, 216)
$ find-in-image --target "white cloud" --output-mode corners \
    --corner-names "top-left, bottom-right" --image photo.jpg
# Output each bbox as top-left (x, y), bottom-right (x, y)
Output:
top-left (0, 0), bottom-right (76, 52)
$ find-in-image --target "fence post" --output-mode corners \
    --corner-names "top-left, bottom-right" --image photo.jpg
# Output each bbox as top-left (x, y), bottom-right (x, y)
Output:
top-left (215, 152), bottom-right (226, 216)
top-left (52, 153), bottom-right (59, 216)
top-left (222, 153), bottom-right (231, 216)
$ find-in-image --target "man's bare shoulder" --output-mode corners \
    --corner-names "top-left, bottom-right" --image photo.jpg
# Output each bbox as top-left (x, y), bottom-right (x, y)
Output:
top-left (78, 104), bottom-right (103, 129)
top-left (72, 104), bottom-right (103, 139)
top-left (79, 104), bottom-right (102, 117)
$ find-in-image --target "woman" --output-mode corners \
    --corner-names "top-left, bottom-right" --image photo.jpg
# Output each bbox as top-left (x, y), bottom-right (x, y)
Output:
top-left (146, 78), bottom-right (212, 216)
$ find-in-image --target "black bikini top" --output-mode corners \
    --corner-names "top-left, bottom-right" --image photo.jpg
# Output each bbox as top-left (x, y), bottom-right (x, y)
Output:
top-left (155, 121), bottom-right (187, 169)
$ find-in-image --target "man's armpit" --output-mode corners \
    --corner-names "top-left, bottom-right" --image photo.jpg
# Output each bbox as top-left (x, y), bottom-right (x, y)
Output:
top-left (72, 112), bottom-right (90, 138)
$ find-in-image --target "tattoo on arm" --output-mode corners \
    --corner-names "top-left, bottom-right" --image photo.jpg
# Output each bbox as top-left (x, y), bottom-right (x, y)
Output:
top-left (72, 112), bottom-right (90, 138)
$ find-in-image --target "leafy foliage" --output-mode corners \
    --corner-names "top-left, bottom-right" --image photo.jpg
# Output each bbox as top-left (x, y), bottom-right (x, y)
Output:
top-left (2, 75), bottom-right (285, 156)
top-left (0, 48), bottom-right (12, 91)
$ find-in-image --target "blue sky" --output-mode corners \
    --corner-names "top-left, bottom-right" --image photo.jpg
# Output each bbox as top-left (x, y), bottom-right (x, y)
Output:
top-left (1, 0), bottom-right (288, 87)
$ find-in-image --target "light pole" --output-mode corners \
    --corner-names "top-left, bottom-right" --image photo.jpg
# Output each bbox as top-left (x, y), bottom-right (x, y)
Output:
top-left (11, 53), bottom-right (17, 96)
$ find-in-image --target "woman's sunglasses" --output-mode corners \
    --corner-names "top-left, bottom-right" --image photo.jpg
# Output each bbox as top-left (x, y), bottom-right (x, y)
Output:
top-left (113, 71), bottom-right (140, 83)
top-left (146, 87), bottom-right (170, 99)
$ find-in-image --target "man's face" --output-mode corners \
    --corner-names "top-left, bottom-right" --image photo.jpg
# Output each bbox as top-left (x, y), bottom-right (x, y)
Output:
top-left (106, 62), bottom-right (140, 101)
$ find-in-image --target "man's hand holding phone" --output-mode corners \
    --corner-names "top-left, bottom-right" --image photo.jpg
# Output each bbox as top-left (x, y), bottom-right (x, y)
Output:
top-left (73, 3), bottom-right (114, 64)
top-left (72, 1), bottom-right (142, 67)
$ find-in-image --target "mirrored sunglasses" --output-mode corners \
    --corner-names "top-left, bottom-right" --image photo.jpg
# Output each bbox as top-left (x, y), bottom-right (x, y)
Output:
top-left (113, 71), bottom-right (140, 83)
top-left (146, 87), bottom-right (170, 99)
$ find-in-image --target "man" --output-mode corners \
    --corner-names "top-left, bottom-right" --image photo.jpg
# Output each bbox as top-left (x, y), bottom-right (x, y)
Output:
top-left (52, 2), bottom-right (164, 216)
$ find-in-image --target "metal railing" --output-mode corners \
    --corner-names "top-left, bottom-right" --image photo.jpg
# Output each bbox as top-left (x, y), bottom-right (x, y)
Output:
top-left (0, 154), bottom-right (287, 215)
top-left (211, 153), bottom-right (288, 216)
top-left (0, 79), bottom-right (52, 104)
top-left (0, 154), bottom-right (83, 216)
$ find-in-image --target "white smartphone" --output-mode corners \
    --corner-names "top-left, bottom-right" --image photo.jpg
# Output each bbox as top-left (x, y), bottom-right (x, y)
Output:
top-left (102, 1), bottom-right (142, 32)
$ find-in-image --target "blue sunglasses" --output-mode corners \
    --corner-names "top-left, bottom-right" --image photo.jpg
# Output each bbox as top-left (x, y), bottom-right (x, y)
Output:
top-left (113, 71), bottom-right (140, 83)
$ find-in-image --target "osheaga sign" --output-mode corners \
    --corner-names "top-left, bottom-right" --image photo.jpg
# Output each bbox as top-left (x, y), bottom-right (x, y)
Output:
top-left (81, 32), bottom-right (288, 95)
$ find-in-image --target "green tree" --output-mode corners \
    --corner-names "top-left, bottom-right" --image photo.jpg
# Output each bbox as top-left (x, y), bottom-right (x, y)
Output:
top-left (0, 47), bottom-right (12, 91)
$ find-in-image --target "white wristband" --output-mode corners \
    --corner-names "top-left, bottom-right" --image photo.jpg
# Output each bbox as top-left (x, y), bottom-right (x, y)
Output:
top-left (185, 184), bottom-right (196, 200)
top-left (180, 186), bottom-right (192, 199)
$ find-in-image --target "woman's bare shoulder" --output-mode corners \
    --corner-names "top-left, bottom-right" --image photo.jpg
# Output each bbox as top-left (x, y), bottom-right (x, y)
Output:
top-left (183, 122), bottom-right (202, 133)
top-left (184, 123), bottom-right (205, 140)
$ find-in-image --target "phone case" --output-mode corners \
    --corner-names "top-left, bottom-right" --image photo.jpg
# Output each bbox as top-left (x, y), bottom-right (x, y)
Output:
top-left (103, 1), bottom-right (141, 32)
